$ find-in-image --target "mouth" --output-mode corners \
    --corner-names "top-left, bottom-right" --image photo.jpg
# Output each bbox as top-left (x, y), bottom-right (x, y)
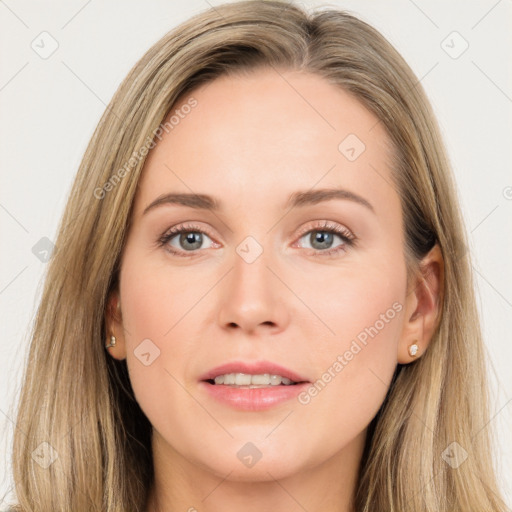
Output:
top-left (204, 372), bottom-right (308, 388)
top-left (199, 368), bottom-right (311, 411)
top-left (199, 360), bottom-right (310, 388)
top-left (198, 360), bottom-right (312, 410)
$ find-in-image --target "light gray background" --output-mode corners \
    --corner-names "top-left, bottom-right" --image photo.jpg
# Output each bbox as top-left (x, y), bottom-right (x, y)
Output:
top-left (1, 0), bottom-right (511, 507)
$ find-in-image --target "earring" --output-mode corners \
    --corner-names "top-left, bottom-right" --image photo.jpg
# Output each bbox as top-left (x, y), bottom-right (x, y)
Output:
top-left (105, 335), bottom-right (116, 349)
top-left (408, 341), bottom-right (419, 357)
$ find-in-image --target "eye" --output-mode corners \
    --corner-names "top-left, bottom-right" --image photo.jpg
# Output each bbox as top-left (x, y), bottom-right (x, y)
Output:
top-left (157, 223), bottom-right (216, 257)
top-left (295, 221), bottom-right (356, 257)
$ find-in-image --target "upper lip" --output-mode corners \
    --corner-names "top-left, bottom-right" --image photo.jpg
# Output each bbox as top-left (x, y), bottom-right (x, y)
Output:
top-left (199, 361), bottom-right (309, 383)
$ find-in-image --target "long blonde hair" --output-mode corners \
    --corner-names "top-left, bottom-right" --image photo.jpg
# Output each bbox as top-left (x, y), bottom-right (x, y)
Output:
top-left (9, 1), bottom-right (509, 511)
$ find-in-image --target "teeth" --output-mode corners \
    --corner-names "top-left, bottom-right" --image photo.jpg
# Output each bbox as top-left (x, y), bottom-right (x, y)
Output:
top-left (235, 373), bottom-right (252, 385)
top-left (252, 374), bottom-right (271, 385)
top-left (212, 373), bottom-right (295, 386)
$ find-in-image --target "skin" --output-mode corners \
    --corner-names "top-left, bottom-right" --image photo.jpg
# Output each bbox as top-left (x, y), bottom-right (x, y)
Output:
top-left (106, 67), bottom-right (443, 512)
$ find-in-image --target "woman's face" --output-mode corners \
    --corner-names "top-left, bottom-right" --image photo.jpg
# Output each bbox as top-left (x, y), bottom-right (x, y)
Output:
top-left (111, 68), bottom-right (415, 481)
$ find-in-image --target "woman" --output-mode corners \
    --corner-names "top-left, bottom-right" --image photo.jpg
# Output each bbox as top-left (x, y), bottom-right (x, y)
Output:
top-left (7, 1), bottom-right (509, 511)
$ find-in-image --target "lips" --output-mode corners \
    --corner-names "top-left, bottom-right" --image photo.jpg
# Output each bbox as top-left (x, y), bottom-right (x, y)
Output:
top-left (199, 360), bottom-right (310, 384)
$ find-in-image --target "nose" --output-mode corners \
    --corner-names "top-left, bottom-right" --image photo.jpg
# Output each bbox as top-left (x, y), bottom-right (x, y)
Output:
top-left (217, 245), bottom-right (290, 335)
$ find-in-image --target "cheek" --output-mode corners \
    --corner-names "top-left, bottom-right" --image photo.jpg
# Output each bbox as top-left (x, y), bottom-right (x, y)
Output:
top-left (118, 247), bottom-right (209, 429)
top-left (325, 272), bottom-right (404, 362)
top-left (301, 291), bottom-right (404, 406)
top-left (293, 252), bottom-right (406, 360)
top-left (119, 247), bottom-right (199, 340)
top-left (293, 259), bottom-right (406, 432)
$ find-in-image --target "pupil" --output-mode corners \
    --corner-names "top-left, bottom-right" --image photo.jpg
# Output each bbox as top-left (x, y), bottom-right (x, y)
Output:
top-left (181, 232), bottom-right (202, 250)
top-left (311, 231), bottom-right (333, 250)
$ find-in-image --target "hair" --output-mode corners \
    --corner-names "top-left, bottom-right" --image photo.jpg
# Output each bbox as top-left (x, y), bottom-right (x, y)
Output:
top-left (7, 1), bottom-right (509, 511)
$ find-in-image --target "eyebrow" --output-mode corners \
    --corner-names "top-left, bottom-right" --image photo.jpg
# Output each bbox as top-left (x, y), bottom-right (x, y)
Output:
top-left (142, 188), bottom-right (375, 215)
top-left (286, 188), bottom-right (375, 214)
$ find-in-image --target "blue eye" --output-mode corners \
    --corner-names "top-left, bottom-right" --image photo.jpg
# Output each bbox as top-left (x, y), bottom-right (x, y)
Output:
top-left (299, 229), bottom-right (351, 254)
top-left (158, 223), bottom-right (214, 257)
top-left (296, 221), bottom-right (356, 257)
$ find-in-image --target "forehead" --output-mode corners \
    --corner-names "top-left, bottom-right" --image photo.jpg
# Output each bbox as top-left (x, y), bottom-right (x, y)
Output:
top-left (134, 68), bottom-right (397, 218)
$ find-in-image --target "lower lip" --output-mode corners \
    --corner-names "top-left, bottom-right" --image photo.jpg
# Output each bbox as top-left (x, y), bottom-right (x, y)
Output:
top-left (199, 381), bottom-right (311, 411)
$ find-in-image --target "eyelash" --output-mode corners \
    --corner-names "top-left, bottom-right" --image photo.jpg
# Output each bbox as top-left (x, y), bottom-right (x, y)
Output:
top-left (157, 221), bottom-right (357, 258)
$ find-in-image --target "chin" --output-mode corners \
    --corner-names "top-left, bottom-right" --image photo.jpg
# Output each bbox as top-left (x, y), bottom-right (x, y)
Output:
top-left (208, 459), bottom-right (301, 483)
top-left (196, 439), bottom-right (307, 482)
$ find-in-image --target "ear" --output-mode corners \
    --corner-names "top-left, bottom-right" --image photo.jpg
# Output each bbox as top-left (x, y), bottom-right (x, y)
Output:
top-left (105, 290), bottom-right (127, 360)
top-left (398, 243), bottom-right (444, 364)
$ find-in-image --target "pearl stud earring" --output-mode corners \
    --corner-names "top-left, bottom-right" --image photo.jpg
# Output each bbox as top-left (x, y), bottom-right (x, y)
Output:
top-left (105, 335), bottom-right (116, 349)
